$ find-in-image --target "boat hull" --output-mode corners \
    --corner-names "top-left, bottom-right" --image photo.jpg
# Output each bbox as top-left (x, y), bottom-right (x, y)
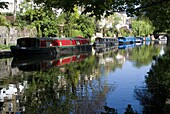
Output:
top-left (58, 45), bottom-right (92, 54)
top-left (11, 45), bottom-right (92, 56)
top-left (10, 46), bottom-right (57, 56)
top-left (93, 37), bottom-right (118, 53)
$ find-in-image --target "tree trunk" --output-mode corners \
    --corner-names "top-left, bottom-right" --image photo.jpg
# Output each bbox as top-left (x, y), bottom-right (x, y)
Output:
top-left (13, 0), bottom-right (17, 22)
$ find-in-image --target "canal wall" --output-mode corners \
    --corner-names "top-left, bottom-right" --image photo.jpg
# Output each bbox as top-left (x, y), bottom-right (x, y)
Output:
top-left (0, 26), bottom-right (37, 46)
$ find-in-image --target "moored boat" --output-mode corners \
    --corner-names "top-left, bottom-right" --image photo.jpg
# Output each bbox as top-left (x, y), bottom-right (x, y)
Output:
top-left (93, 37), bottom-right (118, 53)
top-left (135, 37), bottom-right (143, 45)
top-left (10, 37), bottom-right (57, 56)
top-left (118, 36), bottom-right (135, 44)
top-left (10, 37), bottom-right (92, 56)
top-left (143, 37), bottom-right (151, 41)
top-left (135, 37), bottom-right (143, 43)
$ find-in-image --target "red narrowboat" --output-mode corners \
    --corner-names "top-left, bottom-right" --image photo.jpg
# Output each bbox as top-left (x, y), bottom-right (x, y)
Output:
top-left (10, 37), bottom-right (92, 56)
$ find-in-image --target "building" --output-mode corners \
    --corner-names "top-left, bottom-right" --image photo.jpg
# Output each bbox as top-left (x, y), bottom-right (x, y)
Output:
top-left (115, 12), bottom-right (131, 31)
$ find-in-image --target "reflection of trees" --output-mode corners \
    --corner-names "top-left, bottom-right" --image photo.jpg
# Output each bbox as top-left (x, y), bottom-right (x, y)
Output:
top-left (95, 50), bottom-right (121, 76)
top-left (134, 47), bottom-right (170, 114)
top-left (13, 54), bottom-right (116, 113)
top-left (130, 45), bottom-right (160, 67)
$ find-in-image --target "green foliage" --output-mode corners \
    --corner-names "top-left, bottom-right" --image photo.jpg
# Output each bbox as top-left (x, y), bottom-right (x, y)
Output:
top-left (77, 15), bottom-right (95, 37)
top-left (132, 18), bottom-right (155, 36)
top-left (33, 0), bottom-right (170, 33)
top-left (0, 14), bottom-right (10, 27)
top-left (15, 12), bottom-right (27, 29)
top-left (57, 11), bottom-right (95, 37)
top-left (71, 30), bottom-right (83, 37)
top-left (15, 0), bottom-right (59, 37)
top-left (137, 47), bottom-right (170, 112)
top-left (22, 7), bottom-right (58, 37)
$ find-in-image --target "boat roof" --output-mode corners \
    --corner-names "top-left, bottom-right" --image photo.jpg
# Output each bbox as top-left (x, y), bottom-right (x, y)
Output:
top-left (95, 37), bottom-right (117, 39)
top-left (17, 37), bottom-right (88, 41)
top-left (118, 36), bottom-right (135, 39)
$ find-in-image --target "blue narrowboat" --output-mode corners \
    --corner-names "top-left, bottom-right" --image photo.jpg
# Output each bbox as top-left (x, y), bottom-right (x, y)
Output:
top-left (135, 37), bottom-right (143, 43)
top-left (143, 37), bottom-right (151, 41)
top-left (118, 36), bottom-right (136, 44)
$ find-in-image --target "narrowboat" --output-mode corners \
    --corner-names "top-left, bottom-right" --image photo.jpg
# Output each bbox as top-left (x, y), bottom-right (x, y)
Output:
top-left (93, 37), bottom-right (118, 53)
top-left (135, 37), bottom-right (143, 43)
top-left (10, 37), bottom-right (92, 56)
top-left (135, 37), bottom-right (143, 45)
top-left (118, 36), bottom-right (136, 44)
top-left (10, 37), bottom-right (57, 56)
top-left (143, 37), bottom-right (151, 41)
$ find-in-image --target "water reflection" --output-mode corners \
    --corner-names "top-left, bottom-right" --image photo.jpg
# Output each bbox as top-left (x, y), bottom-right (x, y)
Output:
top-left (11, 52), bottom-right (91, 71)
top-left (134, 46), bottom-right (170, 114)
top-left (0, 43), bottom-right (167, 114)
top-left (118, 44), bottom-right (136, 49)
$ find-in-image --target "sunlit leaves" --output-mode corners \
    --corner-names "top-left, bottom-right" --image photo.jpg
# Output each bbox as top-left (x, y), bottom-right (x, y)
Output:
top-left (131, 18), bottom-right (155, 36)
top-left (0, 14), bottom-right (10, 27)
top-left (33, 0), bottom-right (170, 32)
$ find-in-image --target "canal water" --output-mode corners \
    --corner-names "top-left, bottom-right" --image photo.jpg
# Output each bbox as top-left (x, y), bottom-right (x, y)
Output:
top-left (0, 41), bottom-right (168, 114)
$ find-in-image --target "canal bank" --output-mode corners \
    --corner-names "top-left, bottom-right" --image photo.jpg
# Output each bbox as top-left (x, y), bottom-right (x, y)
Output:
top-left (0, 50), bottom-right (12, 58)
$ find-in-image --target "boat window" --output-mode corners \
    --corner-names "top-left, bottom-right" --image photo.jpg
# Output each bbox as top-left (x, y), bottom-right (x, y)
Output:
top-left (95, 38), bottom-right (102, 42)
top-left (18, 38), bottom-right (39, 47)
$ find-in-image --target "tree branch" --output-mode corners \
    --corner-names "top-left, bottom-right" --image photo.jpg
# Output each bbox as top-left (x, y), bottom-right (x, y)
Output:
top-left (134, 0), bottom-right (169, 11)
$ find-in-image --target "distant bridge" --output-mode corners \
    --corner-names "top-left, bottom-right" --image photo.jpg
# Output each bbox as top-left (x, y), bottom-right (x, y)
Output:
top-left (154, 34), bottom-right (170, 46)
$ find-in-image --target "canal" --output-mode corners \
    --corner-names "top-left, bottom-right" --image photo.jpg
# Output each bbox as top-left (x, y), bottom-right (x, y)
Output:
top-left (0, 41), bottom-right (169, 114)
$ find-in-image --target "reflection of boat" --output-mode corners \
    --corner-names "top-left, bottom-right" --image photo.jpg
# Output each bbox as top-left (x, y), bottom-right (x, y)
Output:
top-left (93, 37), bottom-right (118, 53)
top-left (118, 44), bottom-right (135, 49)
top-left (11, 54), bottom-right (56, 68)
top-left (11, 52), bottom-right (91, 71)
top-left (10, 37), bottom-right (92, 56)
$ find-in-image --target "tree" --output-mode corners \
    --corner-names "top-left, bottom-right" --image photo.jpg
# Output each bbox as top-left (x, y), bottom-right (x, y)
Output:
top-left (131, 18), bottom-right (155, 36)
top-left (33, 0), bottom-right (170, 32)
top-left (17, 1), bottom-right (58, 37)
top-left (56, 7), bottom-right (95, 38)
top-left (76, 15), bottom-right (95, 38)
top-left (126, 0), bottom-right (170, 33)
